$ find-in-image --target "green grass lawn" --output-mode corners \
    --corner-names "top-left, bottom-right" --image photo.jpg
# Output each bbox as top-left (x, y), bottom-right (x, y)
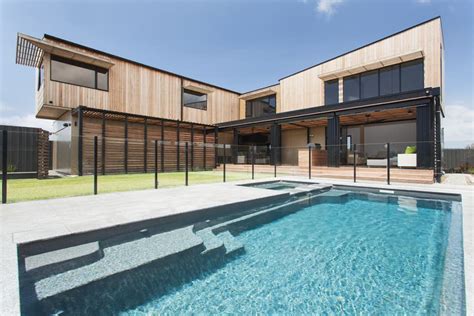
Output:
top-left (1, 171), bottom-right (274, 203)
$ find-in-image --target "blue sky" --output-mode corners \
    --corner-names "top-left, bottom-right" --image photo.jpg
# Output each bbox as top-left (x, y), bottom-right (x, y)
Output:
top-left (0, 0), bottom-right (472, 147)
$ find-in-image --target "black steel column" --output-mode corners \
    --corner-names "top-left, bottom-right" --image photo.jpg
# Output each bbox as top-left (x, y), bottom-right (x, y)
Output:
top-left (154, 140), bottom-right (158, 189)
top-left (176, 122), bottom-right (180, 171)
top-left (160, 120), bottom-right (164, 172)
top-left (78, 108), bottom-right (84, 176)
top-left (273, 147), bottom-right (277, 178)
top-left (386, 142), bottom-right (391, 185)
top-left (102, 112), bottom-right (106, 175)
top-left (203, 129), bottom-right (207, 170)
top-left (185, 142), bottom-right (189, 186)
top-left (93, 136), bottom-right (98, 195)
top-left (434, 97), bottom-right (442, 182)
top-left (232, 128), bottom-right (239, 164)
top-left (270, 123), bottom-right (281, 165)
top-left (190, 124), bottom-right (194, 171)
top-left (2, 130), bottom-right (7, 204)
top-left (223, 144), bottom-right (226, 182)
top-left (144, 118), bottom-right (148, 173)
top-left (416, 104), bottom-right (434, 168)
top-left (327, 113), bottom-right (340, 167)
top-left (124, 116), bottom-right (128, 174)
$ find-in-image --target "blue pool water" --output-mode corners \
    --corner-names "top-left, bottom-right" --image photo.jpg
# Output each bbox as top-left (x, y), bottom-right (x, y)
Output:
top-left (122, 194), bottom-right (455, 314)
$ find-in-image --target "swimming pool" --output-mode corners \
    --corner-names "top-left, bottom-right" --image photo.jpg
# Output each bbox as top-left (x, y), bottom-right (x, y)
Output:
top-left (20, 188), bottom-right (464, 315)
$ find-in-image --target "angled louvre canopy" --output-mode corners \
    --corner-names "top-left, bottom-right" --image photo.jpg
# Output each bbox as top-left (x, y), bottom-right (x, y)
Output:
top-left (318, 50), bottom-right (424, 80)
top-left (16, 33), bottom-right (114, 69)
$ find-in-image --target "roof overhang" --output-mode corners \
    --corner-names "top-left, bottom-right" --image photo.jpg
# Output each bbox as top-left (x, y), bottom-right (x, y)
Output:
top-left (16, 33), bottom-right (114, 69)
top-left (318, 50), bottom-right (424, 81)
top-left (240, 87), bottom-right (278, 100)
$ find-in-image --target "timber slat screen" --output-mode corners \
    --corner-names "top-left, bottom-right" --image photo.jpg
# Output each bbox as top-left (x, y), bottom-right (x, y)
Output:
top-left (77, 108), bottom-right (216, 175)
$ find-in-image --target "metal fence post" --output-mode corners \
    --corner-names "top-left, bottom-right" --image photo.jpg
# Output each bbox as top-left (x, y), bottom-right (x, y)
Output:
top-left (185, 142), bottom-right (189, 186)
top-left (353, 144), bottom-right (357, 183)
top-left (2, 130), bottom-right (7, 204)
top-left (386, 142), bottom-right (391, 185)
top-left (223, 144), bottom-right (226, 182)
top-left (273, 147), bottom-right (277, 178)
top-left (93, 136), bottom-right (98, 195)
top-left (251, 146), bottom-right (255, 180)
top-left (308, 146), bottom-right (312, 179)
top-left (154, 140), bottom-right (158, 189)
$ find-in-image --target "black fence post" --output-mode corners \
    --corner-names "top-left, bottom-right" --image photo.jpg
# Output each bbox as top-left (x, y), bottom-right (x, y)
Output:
top-left (386, 142), bottom-right (391, 185)
top-left (154, 140), bottom-right (158, 189)
top-left (93, 136), bottom-right (98, 195)
top-left (353, 144), bottom-right (357, 183)
top-left (2, 130), bottom-right (7, 204)
top-left (308, 146), bottom-right (312, 179)
top-left (223, 144), bottom-right (227, 183)
top-left (273, 147), bottom-right (277, 178)
top-left (185, 142), bottom-right (189, 186)
top-left (251, 146), bottom-right (255, 180)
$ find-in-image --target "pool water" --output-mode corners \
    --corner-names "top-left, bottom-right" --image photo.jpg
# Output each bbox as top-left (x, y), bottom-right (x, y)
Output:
top-left (122, 194), bottom-right (456, 314)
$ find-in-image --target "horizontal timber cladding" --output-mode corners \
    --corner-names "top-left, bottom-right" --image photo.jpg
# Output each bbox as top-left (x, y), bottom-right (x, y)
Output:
top-left (78, 108), bottom-right (216, 175)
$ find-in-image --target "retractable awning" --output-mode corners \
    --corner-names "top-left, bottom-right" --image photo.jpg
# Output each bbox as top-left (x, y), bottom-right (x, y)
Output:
top-left (16, 33), bottom-right (114, 69)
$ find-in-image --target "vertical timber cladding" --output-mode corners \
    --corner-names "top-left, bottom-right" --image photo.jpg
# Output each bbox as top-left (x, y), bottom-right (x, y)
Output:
top-left (205, 127), bottom-right (216, 169)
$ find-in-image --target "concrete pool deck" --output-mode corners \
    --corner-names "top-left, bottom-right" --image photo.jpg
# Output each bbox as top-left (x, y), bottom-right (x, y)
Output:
top-left (1, 177), bottom-right (472, 315)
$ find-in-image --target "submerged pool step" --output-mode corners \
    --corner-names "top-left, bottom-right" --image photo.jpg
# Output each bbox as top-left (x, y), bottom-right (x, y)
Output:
top-left (34, 226), bottom-right (204, 300)
top-left (195, 229), bottom-right (244, 257)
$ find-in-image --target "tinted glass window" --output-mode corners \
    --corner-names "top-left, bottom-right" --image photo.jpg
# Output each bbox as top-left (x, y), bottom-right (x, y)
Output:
top-left (183, 89), bottom-right (207, 110)
top-left (51, 55), bottom-right (109, 91)
top-left (324, 79), bottom-right (339, 105)
top-left (246, 94), bottom-right (276, 118)
top-left (343, 75), bottom-right (360, 102)
top-left (401, 59), bottom-right (424, 92)
top-left (51, 57), bottom-right (96, 89)
top-left (97, 69), bottom-right (108, 91)
top-left (360, 70), bottom-right (379, 99)
top-left (379, 65), bottom-right (400, 96)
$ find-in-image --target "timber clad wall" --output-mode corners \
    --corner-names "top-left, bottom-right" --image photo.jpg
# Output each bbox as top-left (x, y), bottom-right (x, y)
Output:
top-left (37, 38), bottom-right (240, 124)
top-left (79, 114), bottom-right (215, 175)
top-left (279, 18), bottom-right (443, 112)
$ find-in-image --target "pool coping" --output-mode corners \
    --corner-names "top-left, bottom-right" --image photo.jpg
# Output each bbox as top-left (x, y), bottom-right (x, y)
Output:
top-left (1, 177), bottom-right (472, 315)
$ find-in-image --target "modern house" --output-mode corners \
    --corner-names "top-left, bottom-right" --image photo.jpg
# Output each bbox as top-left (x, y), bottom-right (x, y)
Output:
top-left (15, 16), bottom-right (444, 181)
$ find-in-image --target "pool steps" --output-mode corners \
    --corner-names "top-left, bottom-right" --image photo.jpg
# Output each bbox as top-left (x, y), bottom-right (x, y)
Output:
top-left (24, 188), bottom-right (352, 314)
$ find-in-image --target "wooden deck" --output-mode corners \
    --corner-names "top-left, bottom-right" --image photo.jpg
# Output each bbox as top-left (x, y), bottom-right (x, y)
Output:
top-left (215, 164), bottom-right (434, 184)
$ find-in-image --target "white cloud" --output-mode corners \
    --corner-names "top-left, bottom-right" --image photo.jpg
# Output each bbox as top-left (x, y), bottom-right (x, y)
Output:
top-left (0, 113), bottom-right (53, 132)
top-left (442, 104), bottom-right (474, 148)
top-left (316, 0), bottom-right (345, 16)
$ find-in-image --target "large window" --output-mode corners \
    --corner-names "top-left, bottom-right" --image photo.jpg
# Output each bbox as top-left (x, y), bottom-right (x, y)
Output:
top-left (401, 59), bottom-right (424, 92)
top-left (343, 75), bottom-right (360, 102)
top-left (342, 59), bottom-right (424, 102)
top-left (379, 65), bottom-right (400, 96)
top-left (246, 94), bottom-right (276, 118)
top-left (360, 70), bottom-right (378, 99)
top-left (51, 55), bottom-right (109, 91)
top-left (324, 79), bottom-right (339, 105)
top-left (183, 89), bottom-right (207, 110)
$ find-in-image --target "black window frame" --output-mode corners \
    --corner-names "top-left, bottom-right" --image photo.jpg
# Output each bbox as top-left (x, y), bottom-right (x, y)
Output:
top-left (245, 94), bottom-right (276, 118)
top-left (341, 58), bottom-right (424, 102)
top-left (324, 79), bottom-right (339, 105)
top-left (50, 55), bottom-right (109, 92)
top-left (183, 89), bottom-right (208, 111)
